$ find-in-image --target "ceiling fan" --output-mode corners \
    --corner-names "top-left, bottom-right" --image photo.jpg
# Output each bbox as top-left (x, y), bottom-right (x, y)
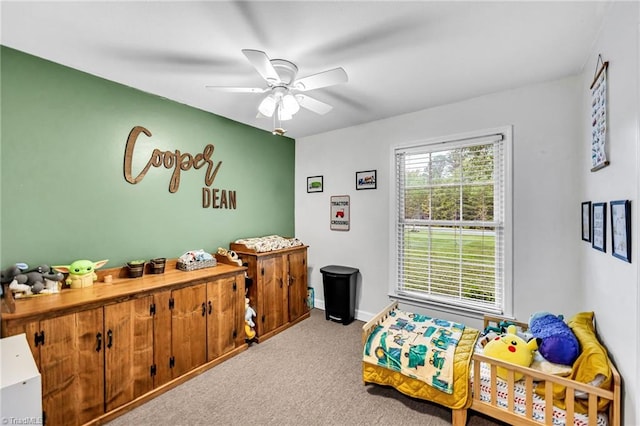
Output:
top-left (206, 49), bottom-right (348, 134)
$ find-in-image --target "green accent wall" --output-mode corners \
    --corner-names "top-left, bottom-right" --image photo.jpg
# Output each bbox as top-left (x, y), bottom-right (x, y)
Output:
top-left (0, 46), bottom-right (295, 269)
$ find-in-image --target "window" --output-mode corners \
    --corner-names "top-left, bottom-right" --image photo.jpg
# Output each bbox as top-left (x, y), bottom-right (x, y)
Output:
top-left (392, 128), bottom-right (512, 316)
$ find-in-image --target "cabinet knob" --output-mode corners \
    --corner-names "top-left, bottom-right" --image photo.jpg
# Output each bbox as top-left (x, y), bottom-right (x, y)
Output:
top-left (107, 329), bottom-right (113, 349)
top-left (96, 332), bottom-right (102, 352)
top-left (208, 301), bottom-right (213, 315)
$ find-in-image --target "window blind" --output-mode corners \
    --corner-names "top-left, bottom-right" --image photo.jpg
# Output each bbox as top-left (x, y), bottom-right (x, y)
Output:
top-left (395, 133), bottom-right (506, 314)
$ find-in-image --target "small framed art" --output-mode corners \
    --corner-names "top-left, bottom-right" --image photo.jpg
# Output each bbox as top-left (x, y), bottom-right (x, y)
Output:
top-left (581, 201), bottom-right (591, 242)
top-left (330, 195), bottom-right (350, 231)
top-left (356, 170), bottom-right (377, 190)
top-left (592, 202), bottom-right (606, 252)
top-left (307, 176), bottom-right (323, 193)
top-left (610, 200), bottom-right (631, 263)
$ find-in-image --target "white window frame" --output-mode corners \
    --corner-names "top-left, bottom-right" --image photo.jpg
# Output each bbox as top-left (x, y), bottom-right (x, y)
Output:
top-left (388, 126), bottom-right (513, 318)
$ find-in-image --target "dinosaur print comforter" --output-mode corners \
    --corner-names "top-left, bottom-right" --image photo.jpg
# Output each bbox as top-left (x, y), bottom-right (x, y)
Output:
top-left (363, 309), bottom-right (465, 394)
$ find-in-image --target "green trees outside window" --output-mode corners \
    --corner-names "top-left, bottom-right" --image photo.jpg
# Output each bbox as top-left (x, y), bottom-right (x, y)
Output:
top-left (395, 134), bottom-right (507, 313)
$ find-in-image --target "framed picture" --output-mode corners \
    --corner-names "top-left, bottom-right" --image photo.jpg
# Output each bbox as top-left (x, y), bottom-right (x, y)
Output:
top-left (592, 202), bottom-right (607, 252)
top-left (590, 57), bottom-right (609, 172)
top-left (307, 176), bottom-right (323, 193)
top-left (610, 200), bottom-right (631, 263)
top-left (330, 195), bottom-right (350, 231)
top-left (356, 170), bottom-right (377, 190)
top-left (581, 201), bottom-right (591, 242)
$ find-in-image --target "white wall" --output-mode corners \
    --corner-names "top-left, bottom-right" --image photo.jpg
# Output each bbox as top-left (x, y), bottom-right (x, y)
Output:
top-left (297, 75), bottom-right (583, 327)
top-left (296, 3), bottom-right (638, 423)
top-left (579, 2), bottom-right (639, 425)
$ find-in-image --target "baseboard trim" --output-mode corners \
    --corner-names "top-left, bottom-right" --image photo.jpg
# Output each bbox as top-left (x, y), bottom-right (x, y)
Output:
top-left (312, 299), bottom-right (376, 323)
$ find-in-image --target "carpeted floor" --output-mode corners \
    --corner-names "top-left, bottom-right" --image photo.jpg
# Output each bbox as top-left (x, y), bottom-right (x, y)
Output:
top-left (107, 308), bottom-right (506, 425)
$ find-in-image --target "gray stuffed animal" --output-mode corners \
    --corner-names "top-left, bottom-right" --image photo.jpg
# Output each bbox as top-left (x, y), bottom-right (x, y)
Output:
top-left (15, 265), bottom-right (64, 294)
top-left (1, 265), bottom-right (22, 283)
top-left (1, 263), bottom-right (31, 296)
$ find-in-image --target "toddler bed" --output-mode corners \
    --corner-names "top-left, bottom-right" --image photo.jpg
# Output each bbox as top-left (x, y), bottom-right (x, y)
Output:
top-left (362, 301), bottom-right (621, 426)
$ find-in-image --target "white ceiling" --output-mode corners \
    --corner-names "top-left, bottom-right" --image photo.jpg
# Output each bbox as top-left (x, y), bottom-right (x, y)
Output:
top-left (1, 1), bottom-right (611, 139)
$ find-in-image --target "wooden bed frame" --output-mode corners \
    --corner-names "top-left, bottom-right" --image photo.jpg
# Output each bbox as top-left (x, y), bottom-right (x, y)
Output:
top-left (362, 301), bottom-right (621, 426)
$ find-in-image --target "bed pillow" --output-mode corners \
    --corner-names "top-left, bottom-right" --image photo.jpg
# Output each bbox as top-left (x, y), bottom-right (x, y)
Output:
top-left (535, 311), bottom-right (612, 413)
top-left (529, 312), bottom-right (580, 365)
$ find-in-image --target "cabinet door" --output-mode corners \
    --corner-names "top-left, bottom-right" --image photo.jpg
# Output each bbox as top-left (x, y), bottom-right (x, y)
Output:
top-left (104, 296), bottom-right (154, 412)
top-left (244, 256), bottom-right (263, 336)
top-left (261, 256), bottom-right (287, 334)
top-left (171, 284), bottom-right (207, 377)
top-left (207, 275), bottom-right (239, 360)
top-left (288, 249), bottom-right (309, 321)
top-left (3, 320), bottom-right (40, 370)
top-left (40, 309), bottom-right (104, 425)
top-left (153, 289), bottom-right (173, 387)
top-left (233, 274), bottom-right (246, 347)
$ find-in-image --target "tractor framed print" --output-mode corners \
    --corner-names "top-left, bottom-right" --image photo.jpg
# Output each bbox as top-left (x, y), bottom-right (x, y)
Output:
top-left (307, 176), bottom-right (323, 193)
top-left (356, 170), bottom-right (376, 190)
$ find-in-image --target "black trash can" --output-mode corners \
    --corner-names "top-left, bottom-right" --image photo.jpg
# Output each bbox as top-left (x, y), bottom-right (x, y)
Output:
top-left (320, 265), bottom-right (359, 325)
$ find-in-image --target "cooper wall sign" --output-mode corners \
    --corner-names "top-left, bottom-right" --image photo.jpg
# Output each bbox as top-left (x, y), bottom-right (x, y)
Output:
top-left (124, 125), bottom-right (237, 209)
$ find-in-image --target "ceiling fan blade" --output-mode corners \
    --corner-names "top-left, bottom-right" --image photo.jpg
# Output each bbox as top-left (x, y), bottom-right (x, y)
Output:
top-left (205, 86), bottom-right (266, 93)
top-left (242, 49), bottom-right (280, 83)
top-left (296, 95), bottom-right (333, 115)
top-left (294, 67), bottom-right (348, 91)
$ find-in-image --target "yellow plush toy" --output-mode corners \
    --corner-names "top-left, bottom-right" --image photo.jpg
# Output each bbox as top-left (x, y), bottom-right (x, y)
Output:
top-left (483, 324), bottom-right (539, 380)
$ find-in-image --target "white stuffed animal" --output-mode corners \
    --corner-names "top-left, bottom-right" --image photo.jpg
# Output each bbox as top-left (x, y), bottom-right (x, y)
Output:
top-left (245, 297), bottom-right (256, 327)
top-left (217, 247), bottom-right (243, 266)
top-left (244, 297), bottom-right (257, 340)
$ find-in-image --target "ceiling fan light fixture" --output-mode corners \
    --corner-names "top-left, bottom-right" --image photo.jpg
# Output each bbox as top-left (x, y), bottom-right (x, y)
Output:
top-left (258, 95), bottom-right (276, 117)
top-left (282, 94), bottom-right (300, 115)
top-left (277, 106), bottom-right (293, 121)
top-left (208, 49), bottom-right (347, 129)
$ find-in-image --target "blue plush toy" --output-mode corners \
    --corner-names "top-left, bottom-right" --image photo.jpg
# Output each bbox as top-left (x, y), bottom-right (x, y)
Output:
top-left (529, 312), bottom-right (580, 366)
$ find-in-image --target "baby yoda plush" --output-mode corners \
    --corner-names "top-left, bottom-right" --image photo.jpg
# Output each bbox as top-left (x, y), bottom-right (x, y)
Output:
top-left (53, 259), bottom-right (108, 289)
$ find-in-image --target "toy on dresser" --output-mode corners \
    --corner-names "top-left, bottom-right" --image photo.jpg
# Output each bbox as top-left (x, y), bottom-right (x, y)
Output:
top-left (1, 263), bottom-right (64, 297)
top-left (216, 247), bottom-right (243, 266)
top-left (53, 259), bottom-right (108, 289)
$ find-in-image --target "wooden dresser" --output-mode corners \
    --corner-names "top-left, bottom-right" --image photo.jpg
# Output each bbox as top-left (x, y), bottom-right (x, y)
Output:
top-left (0, 260), bottom-right (247, 425)
top-left (230, 243), bottom-right (310, 342)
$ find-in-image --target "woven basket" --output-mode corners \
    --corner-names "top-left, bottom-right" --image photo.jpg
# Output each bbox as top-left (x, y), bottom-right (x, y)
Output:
top-left (177, 258), bottom-right (217, 272)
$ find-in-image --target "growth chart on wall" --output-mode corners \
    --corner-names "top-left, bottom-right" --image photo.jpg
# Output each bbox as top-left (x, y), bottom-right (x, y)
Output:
top-left (590, 56), bottom-right (609, 172)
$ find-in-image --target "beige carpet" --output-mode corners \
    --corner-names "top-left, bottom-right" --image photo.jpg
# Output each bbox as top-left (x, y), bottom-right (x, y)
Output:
top-left (107, 308), bottom-right (506, 426)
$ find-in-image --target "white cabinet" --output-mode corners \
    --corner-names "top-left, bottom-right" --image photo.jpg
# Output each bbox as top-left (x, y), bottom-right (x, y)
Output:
top-left (0, 334), bottom-right (42, 423)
